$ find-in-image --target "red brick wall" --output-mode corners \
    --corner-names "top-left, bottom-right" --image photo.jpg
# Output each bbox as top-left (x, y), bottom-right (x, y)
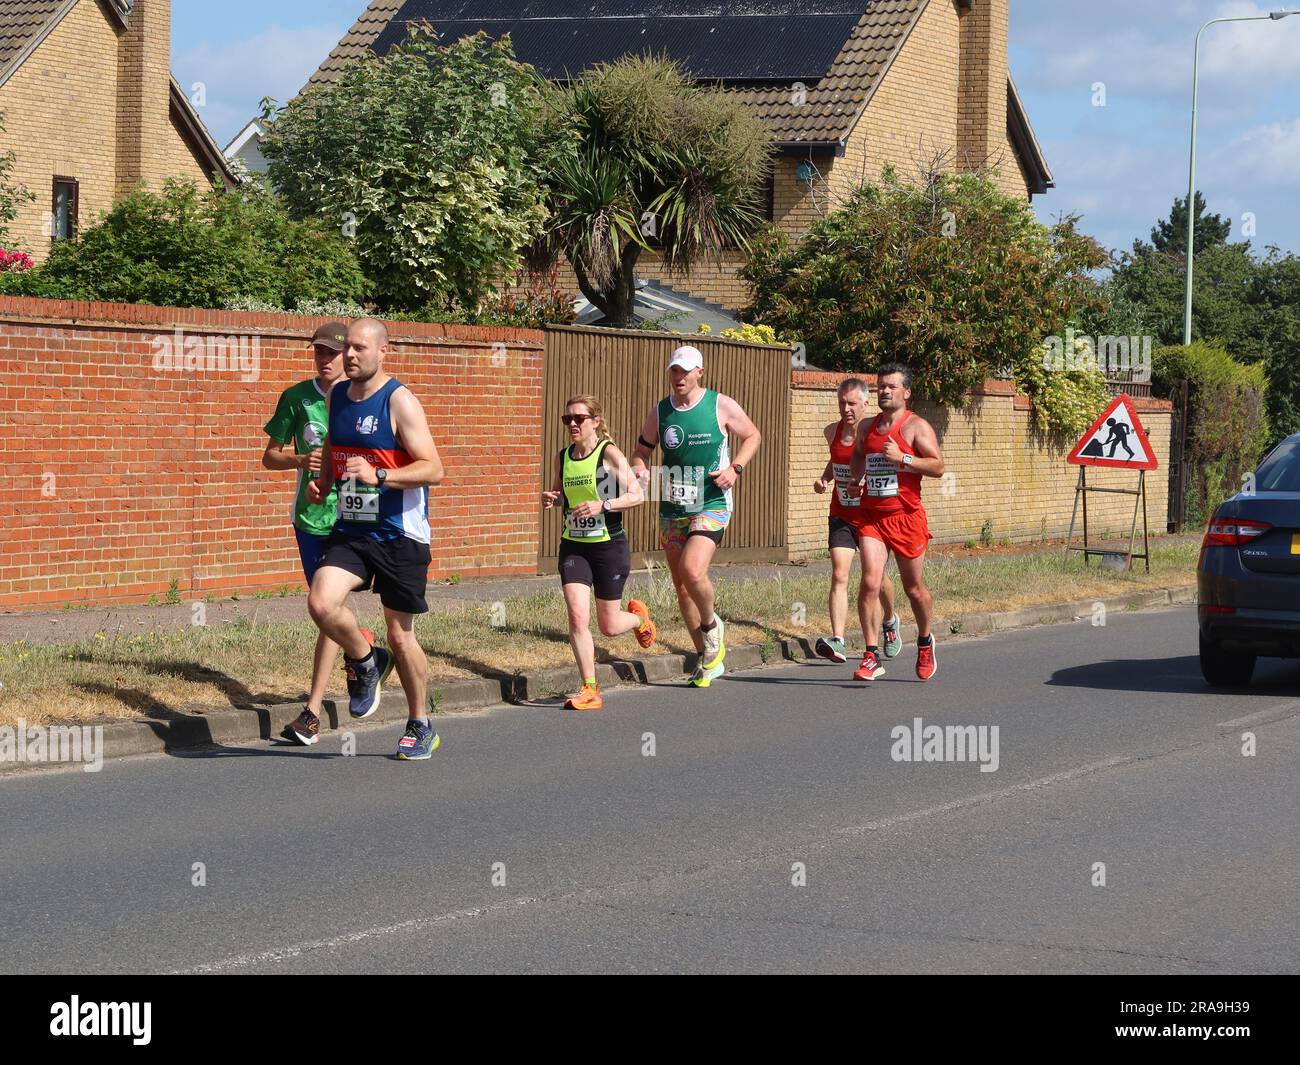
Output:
top-left (0, 297), bottom-right (545, 610)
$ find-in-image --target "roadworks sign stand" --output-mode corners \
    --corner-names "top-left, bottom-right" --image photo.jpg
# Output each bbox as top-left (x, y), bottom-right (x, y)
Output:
top-left (1063, 393), bottom-right (1159, 573)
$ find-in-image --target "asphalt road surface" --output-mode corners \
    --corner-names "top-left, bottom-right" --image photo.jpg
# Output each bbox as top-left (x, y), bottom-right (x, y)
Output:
top-left (2, 605), bottom-right (1297, 974)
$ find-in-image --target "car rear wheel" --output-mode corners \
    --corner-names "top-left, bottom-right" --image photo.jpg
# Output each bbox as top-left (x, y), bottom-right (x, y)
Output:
top-left (1199, 634), bottom-right (1256, 687)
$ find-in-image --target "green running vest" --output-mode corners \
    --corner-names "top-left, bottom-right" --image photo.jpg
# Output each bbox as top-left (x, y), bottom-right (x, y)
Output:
top-left (561, 440), bottom-right (624, 543)
top-left (656, 389), bottom-right (730, 519)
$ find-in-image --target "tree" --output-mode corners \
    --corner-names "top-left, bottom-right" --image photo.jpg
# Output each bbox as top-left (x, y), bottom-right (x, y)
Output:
top-left (532, 54), bottom-right (772, 327)
top-left (0, 112), bottom-right (35, 247)
top-left (742, 165), bottom-right (1110, 435)
top-left (0, 176), bottom-right (368, 309)
top-left (1147, 191), bottom-right (1231, 256)
top-left (262, 27), bottom-right (548, 314)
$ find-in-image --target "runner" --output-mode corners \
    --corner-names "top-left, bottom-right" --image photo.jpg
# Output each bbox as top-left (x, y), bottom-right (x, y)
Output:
top-left (542, 395), bottom-right (656, 711)
top-left (263, 322), bottom-right (347, 746)
top-left (847, 363), bottom-right (944, 682)
top-left (630, 345), bottom-right (761, 688)
top-left (304, 317), bottom-right (447, 759)
top-left (811, 377), bottom-right (903, 673)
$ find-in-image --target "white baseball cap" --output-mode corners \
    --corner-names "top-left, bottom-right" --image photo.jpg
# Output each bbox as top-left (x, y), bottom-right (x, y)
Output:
top-left (668, 345), bottom-right (704, 372)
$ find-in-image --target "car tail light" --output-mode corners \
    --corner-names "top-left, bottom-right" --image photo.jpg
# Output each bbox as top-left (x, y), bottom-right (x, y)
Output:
top-left (1198, 604), bottom-right (1237, 615)
top-left (1202, 518), bottom-right (1272, 547)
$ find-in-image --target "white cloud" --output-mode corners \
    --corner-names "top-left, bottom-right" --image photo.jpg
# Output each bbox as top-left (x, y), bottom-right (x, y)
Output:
top-left (1218, 116), bottom-right (1300, 186)
top-left (173, 23), bottom-right (344, 144)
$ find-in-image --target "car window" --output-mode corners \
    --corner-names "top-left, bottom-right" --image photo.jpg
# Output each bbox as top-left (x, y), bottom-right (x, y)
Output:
top-left (1255, 438), bottom-right (1300, 492)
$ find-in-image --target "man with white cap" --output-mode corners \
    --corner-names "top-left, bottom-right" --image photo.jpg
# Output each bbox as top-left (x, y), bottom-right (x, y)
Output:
top-left (631, 345), bottom-right (762, 687)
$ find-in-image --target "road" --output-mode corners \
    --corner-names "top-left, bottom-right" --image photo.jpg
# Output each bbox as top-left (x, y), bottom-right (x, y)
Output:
top-left (1, 606), bottom-right (1297, 974)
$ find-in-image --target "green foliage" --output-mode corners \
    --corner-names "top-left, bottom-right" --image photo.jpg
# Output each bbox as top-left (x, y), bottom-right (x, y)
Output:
top-left (1149, 191), bottom-right (1231, 256)
top-left (742, 167), bottom-right (1109, 434)
top-left (0, 177), bottom-right (367, 308)
top-left (0, 113), bottom-right (34, 246)
top-left (535, 54), bottom-right (772, 326)
top-left (1153, 341), bottom-right (1271, 518)
top-left (262, 27), bottom-right (548, 314)
top-left (1111, 193), bottom-right (1300, 441)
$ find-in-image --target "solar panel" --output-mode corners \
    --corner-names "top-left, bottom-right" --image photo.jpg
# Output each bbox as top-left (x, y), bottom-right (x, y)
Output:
top-left (371, 1), bottom-right (865, 82)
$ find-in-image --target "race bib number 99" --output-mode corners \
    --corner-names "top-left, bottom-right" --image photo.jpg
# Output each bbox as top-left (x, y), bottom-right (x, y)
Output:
top-left (866, 454), bottom-right (899, 498)
top-left (339, 480), bottom-right (380, 522)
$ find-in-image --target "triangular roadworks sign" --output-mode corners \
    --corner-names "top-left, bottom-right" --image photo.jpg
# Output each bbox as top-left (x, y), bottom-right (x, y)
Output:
top-left (1066, 393), bottom-right (1158, 470)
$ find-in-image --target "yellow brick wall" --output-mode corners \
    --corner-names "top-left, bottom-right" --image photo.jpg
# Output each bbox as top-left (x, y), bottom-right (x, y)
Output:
top-left (0, 0), bottom-right (120, 255)
top-left (0, 0), bottom-right (214, 260)
top-left (788, 383), bottom-right (1171, 558)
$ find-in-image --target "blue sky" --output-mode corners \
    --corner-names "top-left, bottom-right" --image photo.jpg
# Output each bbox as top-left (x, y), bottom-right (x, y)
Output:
top-left (171, 0), bottom-right (1300, 257)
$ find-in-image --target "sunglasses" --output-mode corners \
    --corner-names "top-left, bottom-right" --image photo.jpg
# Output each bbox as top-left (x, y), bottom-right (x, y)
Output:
top-left (561, 414), bottom-right (595, 426)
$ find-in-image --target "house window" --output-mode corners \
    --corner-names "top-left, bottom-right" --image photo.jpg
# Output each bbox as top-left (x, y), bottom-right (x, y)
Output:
top-left (52, 177), bottom-right (78, 241)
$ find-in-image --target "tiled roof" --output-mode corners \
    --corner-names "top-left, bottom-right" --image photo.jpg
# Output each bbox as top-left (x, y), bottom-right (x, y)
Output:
top-left (0, 0), bottom-right (68, 81)
top-left (306, 0), bottom-right (926, 145)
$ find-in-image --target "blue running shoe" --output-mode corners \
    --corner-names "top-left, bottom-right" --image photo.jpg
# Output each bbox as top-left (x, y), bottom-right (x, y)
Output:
top-left (395, 717), bottom-right (440, 760)
top-left (346, 646), bottom-right (393, 720)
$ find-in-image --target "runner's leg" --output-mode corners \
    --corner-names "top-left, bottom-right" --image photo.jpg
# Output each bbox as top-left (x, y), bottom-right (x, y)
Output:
top-left (307, 565), bottom-right (369, 660)
top-left (563, 581), bottom-right (597, 681)
top-left (383, 606), bottom-right (428, 719)
top-left (595, 598), bottom-right (643, 638)
top-left (859, 536), bottom-right (889, 648)
top-left (676, 534), bottom-right (720, 652)
top-left (306, 630), bottom-right (338, 715)
top-left (829, 546), bottom-right (855, 641)
top-left (895, 550), bottom-right (933, 639)
top-left (664, 541), bottom-right (704, 654)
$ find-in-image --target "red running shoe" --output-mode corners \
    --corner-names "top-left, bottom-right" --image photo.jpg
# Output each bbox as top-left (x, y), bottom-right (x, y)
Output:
top-left (916, 638), bottom-right (937, 680)
top-left (853, 651), bottom-right (884, 681)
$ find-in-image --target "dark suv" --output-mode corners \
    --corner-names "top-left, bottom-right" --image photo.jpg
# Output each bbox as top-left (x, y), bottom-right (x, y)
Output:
top-left (1197, 433), bottom-right (1300, 686)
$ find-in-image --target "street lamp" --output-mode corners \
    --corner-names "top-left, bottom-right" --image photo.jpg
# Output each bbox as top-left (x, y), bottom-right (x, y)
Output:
top-left (1183, 9), bottom-right (1299, 345)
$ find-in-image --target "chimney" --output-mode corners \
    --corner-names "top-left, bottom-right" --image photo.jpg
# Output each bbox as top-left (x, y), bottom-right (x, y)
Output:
top-left (116, 0), bottom-right (174, 195)
top-left (956, 0), bottom-right (1009, 174)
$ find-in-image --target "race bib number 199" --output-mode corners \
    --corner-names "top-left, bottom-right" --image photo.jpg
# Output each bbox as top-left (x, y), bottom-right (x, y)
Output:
top-left (566, 511), bottom-right (607, 538)
top-left (339, 480), bottom-right (380, 522)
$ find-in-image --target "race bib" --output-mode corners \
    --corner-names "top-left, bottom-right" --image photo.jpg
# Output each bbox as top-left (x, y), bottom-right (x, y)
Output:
top-left (866, 454), bottom-right (899, 498)
top-left (832, 462), bottom-right (860, 508)
top-left (666, 467), bottom-right (703, 508)
top-left (566, 510), bottom-right (607, 538)
top-left (338, 480), bottom-right (380, 523)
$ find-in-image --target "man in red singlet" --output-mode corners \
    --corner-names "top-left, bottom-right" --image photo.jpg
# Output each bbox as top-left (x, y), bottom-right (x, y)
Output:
top-left (848, 363), bottom-right (945, 682)
top-left (812, 377), bottom-right (902, 672)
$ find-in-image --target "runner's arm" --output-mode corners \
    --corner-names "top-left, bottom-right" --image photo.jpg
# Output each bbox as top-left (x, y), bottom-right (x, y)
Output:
top-left (719, 395), bottom-right (761, 469)
top-left (306, 393), bottom-right (334, 502)
top-left (903, 418), bottom-right (945, 478)
top-left (600, 444), bottom-right (644, 512)
top-left (815, 424), bottom-right (835, 488)
top-left (630, 407), bottom-right (658, 476)
top-left (848, 420), bottom-right (868, 488)
top-left (385, 387), bottom-right (444, 488)
top-left (542, 451), bottom-right (563, 509)
top-left (262, 438), bottom-right (309, 472)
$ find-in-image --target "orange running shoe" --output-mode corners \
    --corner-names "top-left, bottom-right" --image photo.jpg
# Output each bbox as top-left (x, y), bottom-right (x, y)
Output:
top-left (853, 650), bottom-right (884, 681)
top-left (627, 599), bottom-right (657, 649)
top-left (565, 683), bottom-right (604, 712)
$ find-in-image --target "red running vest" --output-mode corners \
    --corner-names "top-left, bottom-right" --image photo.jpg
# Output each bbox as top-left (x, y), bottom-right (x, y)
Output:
top-left (860, 409), bottom-right (923, 516)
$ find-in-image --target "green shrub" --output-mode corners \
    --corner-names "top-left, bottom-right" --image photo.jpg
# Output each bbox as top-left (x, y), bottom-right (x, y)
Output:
top-left (1153, 341), bottom-right (1270, 515)
top-left (0, 177), bottom-right (368, 309)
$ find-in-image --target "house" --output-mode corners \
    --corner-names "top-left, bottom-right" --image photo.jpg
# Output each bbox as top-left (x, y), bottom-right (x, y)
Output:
top-left (0, 0), bottom-right (235, 259)
top-left (299, 0), bottom-right (1055, 314)
top-left (224, 118), bottom-right (268, 175)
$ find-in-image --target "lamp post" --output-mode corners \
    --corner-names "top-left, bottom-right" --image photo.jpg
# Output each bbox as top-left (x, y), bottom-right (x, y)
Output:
top-left (1184, 9), bottom-right (1299, 345)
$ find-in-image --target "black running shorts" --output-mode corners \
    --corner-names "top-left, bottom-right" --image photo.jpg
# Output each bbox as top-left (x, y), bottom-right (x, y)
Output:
top-left (558, 536), bottom-right (631, 601)
top-left (319, 532), bottom-right (431, 615)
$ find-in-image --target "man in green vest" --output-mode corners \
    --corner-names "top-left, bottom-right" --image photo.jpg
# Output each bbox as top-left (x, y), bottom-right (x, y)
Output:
top-left (631, 345), bottom-right (762, 688)
top-left (261, 322), bottom-right (348, 745)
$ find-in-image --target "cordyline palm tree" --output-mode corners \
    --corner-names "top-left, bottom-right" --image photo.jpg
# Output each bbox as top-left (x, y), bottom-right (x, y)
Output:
top-left (530, 55), bottom-right (773, 328)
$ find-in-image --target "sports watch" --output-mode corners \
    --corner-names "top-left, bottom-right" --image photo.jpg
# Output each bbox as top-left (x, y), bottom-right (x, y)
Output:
top-left (731, 463), bottom-right (745, 475)
top-left (376, 467), bottom-right (388, 488)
